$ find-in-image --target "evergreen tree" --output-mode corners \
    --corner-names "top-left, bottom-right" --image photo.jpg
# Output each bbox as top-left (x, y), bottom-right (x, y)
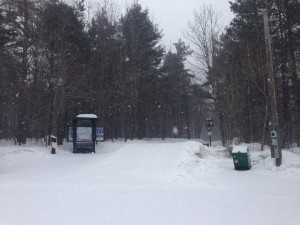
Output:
top-left (0, 0), bottom-right (40, 144)
top-left (0, 4), bottom-right (19, 140)
top-left (87, 6), bottom-right (124, 139)
top-left (120, 2), bottom-right (164, 139)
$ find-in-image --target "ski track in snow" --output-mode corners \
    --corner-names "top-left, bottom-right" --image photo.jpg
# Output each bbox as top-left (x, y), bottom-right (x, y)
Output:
top-left (0, 139), bottom-right (299, 225)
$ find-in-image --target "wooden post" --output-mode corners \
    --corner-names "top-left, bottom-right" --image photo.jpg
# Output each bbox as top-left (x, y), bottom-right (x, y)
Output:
top-left (51, 135), bottom-right (57, 154)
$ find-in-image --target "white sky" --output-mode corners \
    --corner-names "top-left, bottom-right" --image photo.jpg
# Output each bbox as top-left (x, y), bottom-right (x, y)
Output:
top-left (89, 0), bottom-right (235, 45)
top-left (137, 0), bottom-right (234, 45)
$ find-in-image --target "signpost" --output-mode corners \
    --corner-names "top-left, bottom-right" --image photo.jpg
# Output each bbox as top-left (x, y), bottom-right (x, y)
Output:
top-left (47, 124), bottom-right (53, 146)
top-left (51, 135), bottom-right (57, 154)
top-left (205, 117), bottom-right (214, 146)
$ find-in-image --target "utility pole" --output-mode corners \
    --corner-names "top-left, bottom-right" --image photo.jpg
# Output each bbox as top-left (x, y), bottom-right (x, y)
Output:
top-left (261, 9), bottom-right (282, 166)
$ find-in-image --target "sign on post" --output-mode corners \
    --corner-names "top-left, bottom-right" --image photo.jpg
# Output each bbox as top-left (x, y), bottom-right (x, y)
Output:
top-left (67, 125), bottom-right (73, 142)
top-left (96, 127), bottom-right (104, 142)
top-left (205, 117), bottom-right (214, 146)
top-left (47, 124), bottom-right (53, 134)
top-left (269, 122), bottom-right (281, 160)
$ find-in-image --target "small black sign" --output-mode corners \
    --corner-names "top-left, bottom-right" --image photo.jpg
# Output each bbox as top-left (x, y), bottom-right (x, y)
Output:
top-left (48, 124), bottom-right (53, 134)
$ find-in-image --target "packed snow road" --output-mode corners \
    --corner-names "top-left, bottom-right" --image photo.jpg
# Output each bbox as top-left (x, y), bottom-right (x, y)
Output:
top-left (0, 140), bottom-right (299, 225)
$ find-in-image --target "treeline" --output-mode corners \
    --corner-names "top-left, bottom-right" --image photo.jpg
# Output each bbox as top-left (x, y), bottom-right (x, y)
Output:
top-left (208, 0), bottom-right (300, 147)
top-left (0, 0), bottom-right (211, 144)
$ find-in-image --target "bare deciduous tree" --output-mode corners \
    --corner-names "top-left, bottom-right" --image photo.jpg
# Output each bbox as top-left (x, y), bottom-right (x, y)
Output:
top-left (184, 4), bottom-right (222, 77)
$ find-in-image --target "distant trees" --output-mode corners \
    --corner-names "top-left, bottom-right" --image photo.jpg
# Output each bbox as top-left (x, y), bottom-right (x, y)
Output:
top-left (0, 0), bottom-right (211, 143)
top-left (160, 40), bottom-right (210, 139)
top-left (3, 0), bottom-right (298, 147)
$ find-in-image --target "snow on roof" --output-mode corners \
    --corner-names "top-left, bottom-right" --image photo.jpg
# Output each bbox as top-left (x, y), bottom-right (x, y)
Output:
top-left (76, 114), bottom-right (97, 119)
top-left (232, 145), bottom-right (248, 153)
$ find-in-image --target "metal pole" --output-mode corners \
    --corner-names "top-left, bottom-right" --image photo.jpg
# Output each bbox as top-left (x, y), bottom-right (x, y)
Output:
top-left (261, 10), bottom-right (282, 166)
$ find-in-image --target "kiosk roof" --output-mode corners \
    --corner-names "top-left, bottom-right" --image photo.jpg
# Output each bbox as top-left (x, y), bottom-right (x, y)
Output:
top-left (76, 114), bottom-right (97, 119)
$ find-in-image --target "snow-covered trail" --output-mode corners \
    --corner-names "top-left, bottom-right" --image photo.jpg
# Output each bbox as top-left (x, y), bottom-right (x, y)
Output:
top-left (0, 140), bottom-right (299, 225)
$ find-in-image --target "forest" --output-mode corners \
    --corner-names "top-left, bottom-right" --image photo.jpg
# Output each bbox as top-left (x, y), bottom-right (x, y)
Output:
top-left (0, 0), bottom-right (299, 147)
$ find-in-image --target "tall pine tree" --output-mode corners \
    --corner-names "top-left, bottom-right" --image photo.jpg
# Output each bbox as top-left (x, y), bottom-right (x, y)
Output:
top-left (120, 2), bottom-right (164, 140)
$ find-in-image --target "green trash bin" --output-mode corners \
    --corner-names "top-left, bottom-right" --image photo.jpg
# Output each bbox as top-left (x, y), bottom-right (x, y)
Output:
top-left (232, 146), bottom-right (251, 170)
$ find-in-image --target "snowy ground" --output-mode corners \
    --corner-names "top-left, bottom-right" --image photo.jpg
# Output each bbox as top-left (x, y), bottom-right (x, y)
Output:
top-left (0, 139), bottom-right (299, 225)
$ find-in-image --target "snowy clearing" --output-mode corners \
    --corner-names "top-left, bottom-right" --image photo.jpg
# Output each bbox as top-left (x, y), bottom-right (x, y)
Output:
top-left (0, 139), bottom-right (299, 225)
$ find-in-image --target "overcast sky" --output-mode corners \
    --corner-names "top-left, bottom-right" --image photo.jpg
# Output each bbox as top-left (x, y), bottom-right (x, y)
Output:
top-left (89, 0), bottom-right (234, 45)
top-left (136, 0), bottom-right (234, 45)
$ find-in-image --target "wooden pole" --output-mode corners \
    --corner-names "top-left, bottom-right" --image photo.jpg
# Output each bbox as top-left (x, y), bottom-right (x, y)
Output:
top-left (261, 10), bottom-right (282, 166)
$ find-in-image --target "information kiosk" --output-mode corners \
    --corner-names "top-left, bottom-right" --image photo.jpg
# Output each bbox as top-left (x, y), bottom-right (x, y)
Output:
top-left (68, 114), bottom-right (97, 153)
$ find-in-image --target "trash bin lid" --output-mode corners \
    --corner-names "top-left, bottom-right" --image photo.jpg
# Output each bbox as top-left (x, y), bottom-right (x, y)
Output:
top-left (232, 146), bottom-right (248, 153)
